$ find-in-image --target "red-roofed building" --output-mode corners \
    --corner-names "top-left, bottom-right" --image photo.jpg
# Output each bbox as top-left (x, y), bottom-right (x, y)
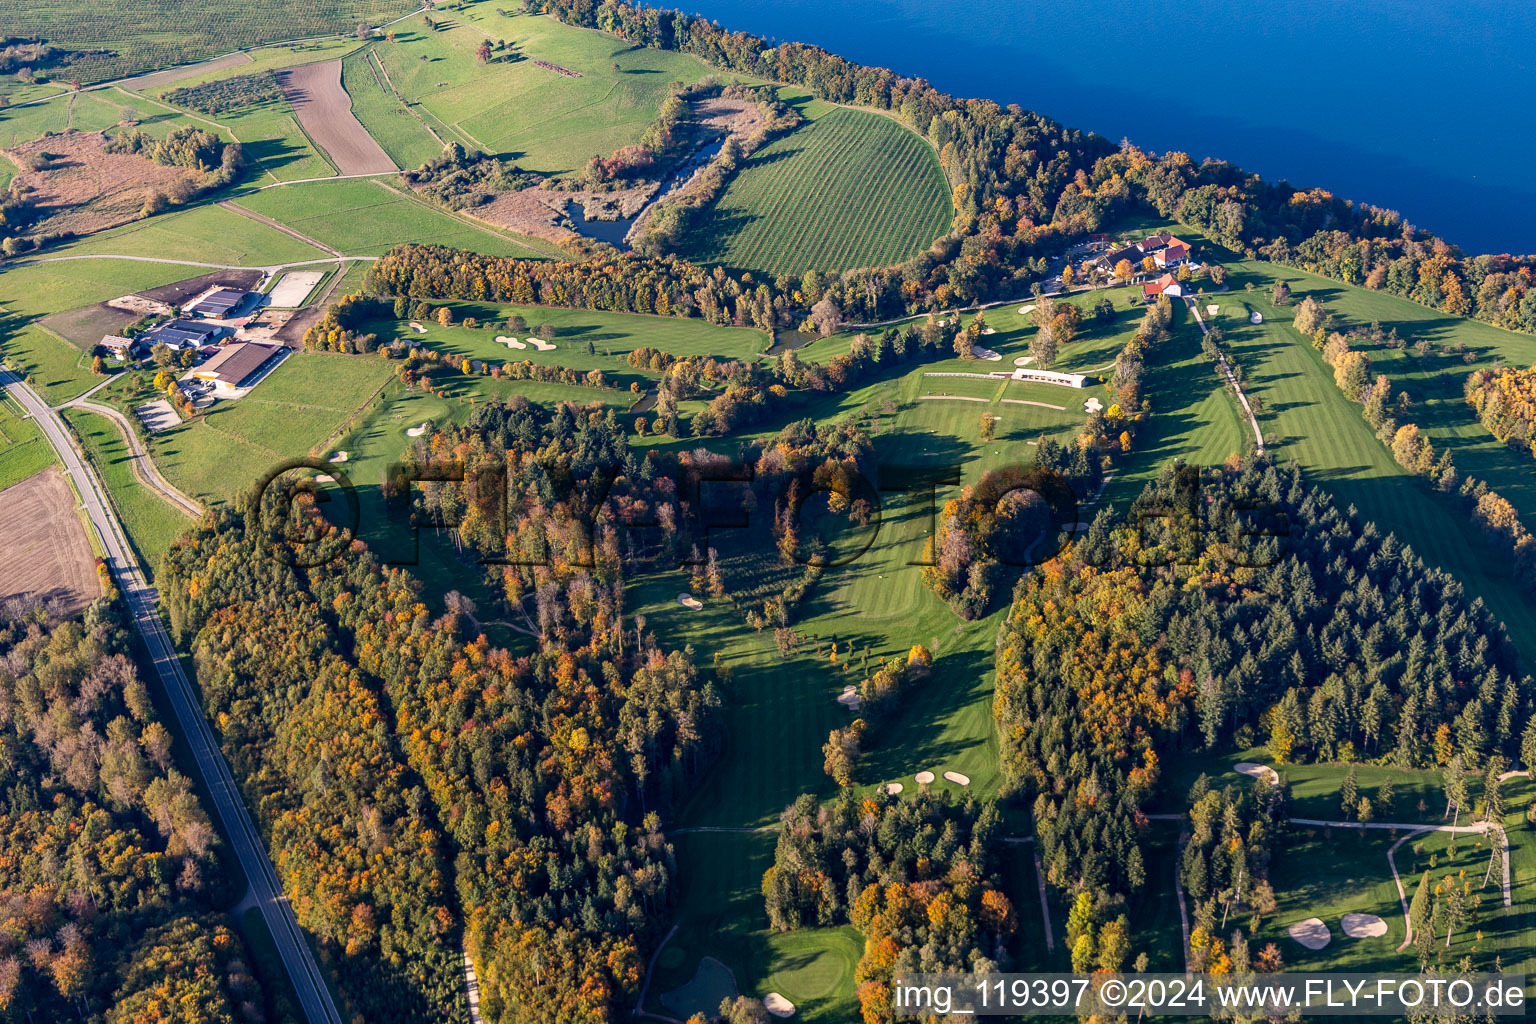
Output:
top-left (1143, 273), bottom-right (1182, 299)
top-left (1155, 243), bottom-right (1189, 268)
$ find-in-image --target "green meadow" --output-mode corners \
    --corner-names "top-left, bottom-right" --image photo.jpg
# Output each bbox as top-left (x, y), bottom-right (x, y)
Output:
top-left (54, 202), bottom-right (330, 265)
top-left (233, 178), bottom-right (549, 256)
top-left (149, 350), bottom-right (394, 504)
top-left (363, 6), bottom-right (728, 173)
top-left (0, 392), bottom-right (57, 489)
top-left (63, 408), bottom-right (191, 575)
top-left (340, 48), bottom-right (443, 170)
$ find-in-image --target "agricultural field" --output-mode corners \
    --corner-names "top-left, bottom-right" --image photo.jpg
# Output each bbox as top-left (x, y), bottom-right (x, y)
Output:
top-left (0, 391), bottom-right (56, 489)
top-left (678, 105), bottom-right (953, 277)
top-left (274, 59), bottom-right (395, 175)
top-left (340, 48), bottom-right (443, 170)
top-left (233, 177), bottom-right (549, 256)
top-left (361, 6), bottom-right (730, 173)
top-left (0, 467), bottom-right (99, 614)
top-left (0, 0), bottom-right (417, 84)
top-left (62, 407), bottom-right (191, 573)
top-left (50, 201), bottom-right (330, 265)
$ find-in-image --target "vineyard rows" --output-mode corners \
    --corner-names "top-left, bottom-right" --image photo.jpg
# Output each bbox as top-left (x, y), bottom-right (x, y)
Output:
top-left (680, 107), bottom-right (952, 278)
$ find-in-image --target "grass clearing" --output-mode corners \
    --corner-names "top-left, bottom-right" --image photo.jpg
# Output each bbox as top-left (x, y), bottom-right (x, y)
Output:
top-left (150, 351), bottom-right (394, 504)
top-left (678, 104), bottom-right (952, 277)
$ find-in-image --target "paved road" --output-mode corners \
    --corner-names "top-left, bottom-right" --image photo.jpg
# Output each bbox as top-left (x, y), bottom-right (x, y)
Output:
top-left (1, 366), bottom-right (344, 1024)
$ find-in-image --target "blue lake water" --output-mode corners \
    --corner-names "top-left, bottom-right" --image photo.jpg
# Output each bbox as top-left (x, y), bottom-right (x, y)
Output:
top-left (682, 0), bottom-right (1534, 256)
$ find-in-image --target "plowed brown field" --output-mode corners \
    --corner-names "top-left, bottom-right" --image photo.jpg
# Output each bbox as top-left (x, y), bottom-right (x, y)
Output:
top-left (276, 59), bottom-right (396, 175)
top-left (0, 468), bottom-right (100, 616)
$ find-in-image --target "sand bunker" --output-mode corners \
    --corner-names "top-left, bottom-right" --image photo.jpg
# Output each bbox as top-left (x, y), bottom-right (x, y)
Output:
top-left (1012, 355), bottom-right (1035, 367)
top-left (315, 473), bottom-right (335, 483)
top-left (1206, 304), bottom-right (1220, 316)
top-left (914, 771), bottom-right (935, 785)
top-left (981, 327), bottom-right (996, 335)
top-left (836, 685), bottom-right (861, 710)
top-left (1234, 762), bottom-right (1280, 787)
top-left (1018, 305), bottom-right (1036, 315)
top-left (943, 771), bottom-right (970, 786)
top-left (765, 993), bottom-right (796, 1018)
top-left (883, 782), bottom-right (903, 795)
top-left (497, 335), bottom-right (526, 349)
top-left (1083, 397), bottom-right (1104, 413)
top-left (328, 451), bottom-right (349, 463)
top-left (528, 337), bottom-right (556, 352)
top-left (1287, 918), bottom-right (1331, 950)
top-left (971, 345), bottom-right (1003, 361)
top-left (677, 592), bottom-right (704, 611)
top-left (1342, 913), bottom-right (1387, 939)
top-left (406, 422), bottom-right (430, 437)
top-left (409, 322), bottom-right (427, 333)
top-left (1250, 311), bottom-right (1263, 324)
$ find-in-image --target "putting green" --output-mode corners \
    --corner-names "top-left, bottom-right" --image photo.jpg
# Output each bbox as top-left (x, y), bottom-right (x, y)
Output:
top-left (762, 927), bottom-right (861, 1010)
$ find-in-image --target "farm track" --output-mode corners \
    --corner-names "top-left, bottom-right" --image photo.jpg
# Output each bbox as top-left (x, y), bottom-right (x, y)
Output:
top-left (62, 400), bottom-right (203, 517)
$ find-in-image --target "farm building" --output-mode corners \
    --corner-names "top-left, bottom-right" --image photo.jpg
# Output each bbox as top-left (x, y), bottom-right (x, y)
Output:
top-left (190, 341), bottom-right (284, 393)
top-left (98, 334), bottom-right (144, 361)
top-left (142, 319), bottom-right (229, 350)
top-left (185, 287), bottom-right (258, 319)
top-left (1143, 273), bottom-right (1183, 299)
top-left (1097, 230), bottom-right (1192, 273)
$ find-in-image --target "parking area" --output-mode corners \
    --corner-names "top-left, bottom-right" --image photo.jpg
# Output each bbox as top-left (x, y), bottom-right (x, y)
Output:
top-left (135, 399), bottom-right (181, 433)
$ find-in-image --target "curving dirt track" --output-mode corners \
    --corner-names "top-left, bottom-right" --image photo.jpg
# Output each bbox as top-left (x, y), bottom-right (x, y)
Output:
top-left (0, 467), bottom-right (100, 616)
top-left (276, 60), bottom-right (396, 175)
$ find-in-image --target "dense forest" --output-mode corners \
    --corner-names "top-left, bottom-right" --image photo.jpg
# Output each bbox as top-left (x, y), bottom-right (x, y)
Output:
top-left (530, 0), bottom-right (1536, 333)
top-left (763, 793), bottom-right (1014, 1024)
top-left (0, 596), bottom-right (265, 1023)
top-left (995, 457), bottom-right (1533, 965)
top-left (1466, 364), bottom-right (1536, 460)
top-left (159, 398), bottom-right (728, 1024)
